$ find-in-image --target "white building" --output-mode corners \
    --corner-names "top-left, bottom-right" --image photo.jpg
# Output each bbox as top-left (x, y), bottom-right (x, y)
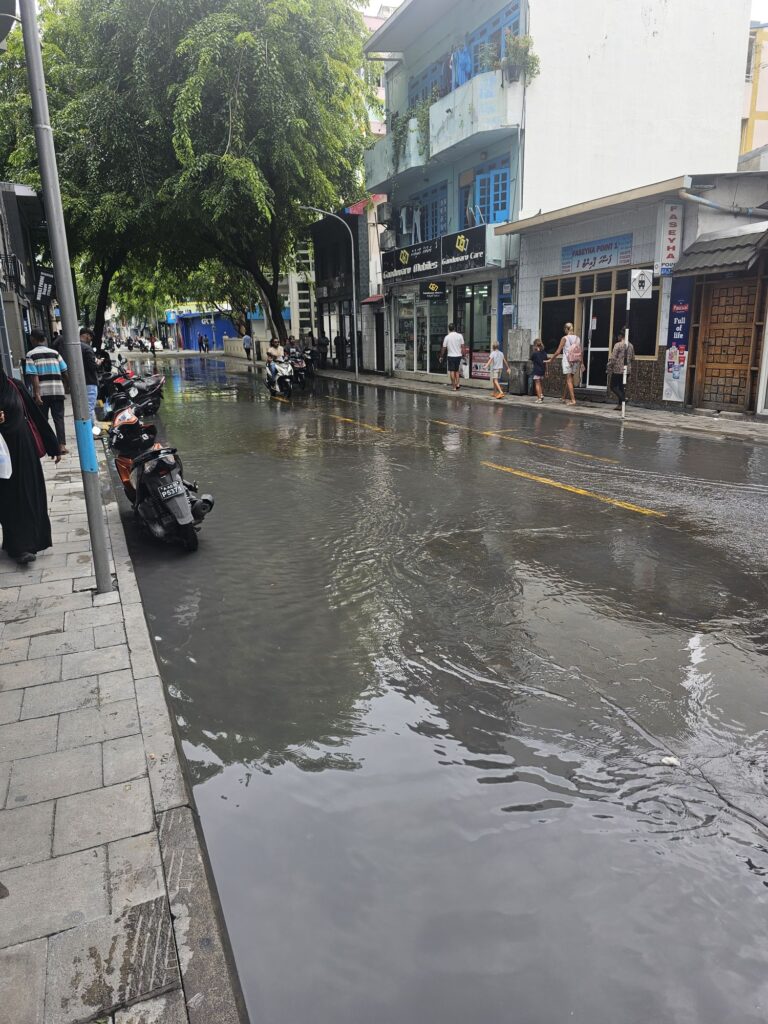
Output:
top-left (364, 0), bottom-right (751, 383)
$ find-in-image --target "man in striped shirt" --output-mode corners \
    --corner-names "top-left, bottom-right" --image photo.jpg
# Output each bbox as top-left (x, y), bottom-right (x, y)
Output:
top-left (24, 329), bottom-right (69, 453)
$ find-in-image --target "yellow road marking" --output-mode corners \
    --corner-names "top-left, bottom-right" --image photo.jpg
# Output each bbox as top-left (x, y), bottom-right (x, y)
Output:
top-left (430, 420), bottom-right (617, 463)
top-left (329, 414), bottom-right (386, 434)
top-left (481, 461), bottom-right (665, 518)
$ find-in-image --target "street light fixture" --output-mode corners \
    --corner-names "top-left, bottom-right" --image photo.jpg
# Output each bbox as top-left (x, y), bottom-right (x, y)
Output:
top-left (300, 204), bottom-right (359, 381)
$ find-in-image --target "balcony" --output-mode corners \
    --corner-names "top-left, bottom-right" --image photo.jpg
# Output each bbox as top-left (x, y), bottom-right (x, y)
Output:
top-left (430, 70), bottom-right (523, 162)
top-left (365, 117), bottom-right (427, 194)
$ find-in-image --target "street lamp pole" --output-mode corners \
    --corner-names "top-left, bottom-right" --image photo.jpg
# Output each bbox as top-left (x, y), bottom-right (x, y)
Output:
top-left (19, 0), bottom-right (112, 593)
top-left (300, 205), bottom-right (358, 381)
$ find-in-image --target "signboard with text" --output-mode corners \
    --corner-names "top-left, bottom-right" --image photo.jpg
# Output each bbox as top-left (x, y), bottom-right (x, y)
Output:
top-left (654, 202), bottom-right (684, 277)
top-left (420, 280), bottom-right (447, 300)
top-left (561, 233), bottom-right (633, 274)
top-left (663, 276), bottom-right (694, 402)
top-left (440, 226), bottom-right (487, 274)
top-left (382, 238), bottom-right (440, 284)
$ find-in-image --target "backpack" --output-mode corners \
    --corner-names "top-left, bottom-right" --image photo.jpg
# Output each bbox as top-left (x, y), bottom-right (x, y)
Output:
top-left (566, 334), bottom-right (582, 364)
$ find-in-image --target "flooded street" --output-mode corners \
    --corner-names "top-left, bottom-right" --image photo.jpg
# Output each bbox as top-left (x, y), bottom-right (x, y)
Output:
top-left (123, 357), bottom-right (768, 1024)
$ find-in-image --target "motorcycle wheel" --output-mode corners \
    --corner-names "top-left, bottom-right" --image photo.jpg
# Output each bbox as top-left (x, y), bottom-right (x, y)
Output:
top-left (280, 380), bottom-right (292, 398)
top-left (181, 524), bottom-right (199, 552)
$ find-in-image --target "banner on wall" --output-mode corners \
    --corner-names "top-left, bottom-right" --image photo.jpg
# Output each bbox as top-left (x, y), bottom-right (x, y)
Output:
top-left (561, 233), bottom-right (633, 274)
top-left (382, 238), bottom-right (440, 284)
top-left (654, 202), bottom-right (684, 277)
top-left (663, 276), bottom-right (694, 403)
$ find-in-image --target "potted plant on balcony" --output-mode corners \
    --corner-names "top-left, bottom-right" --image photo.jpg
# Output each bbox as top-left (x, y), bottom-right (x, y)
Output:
top-left (501, 32), bottom-right (540, 84)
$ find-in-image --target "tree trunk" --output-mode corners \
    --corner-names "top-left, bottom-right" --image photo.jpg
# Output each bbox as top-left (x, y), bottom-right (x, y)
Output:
top-left (246, 259), bottom-right (287, 342)
top-left (92, 262), bottom-right (119, 343)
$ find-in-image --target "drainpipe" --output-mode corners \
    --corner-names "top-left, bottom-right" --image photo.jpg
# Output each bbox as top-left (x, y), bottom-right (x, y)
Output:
top-left (677, 190), bottom-right (768, 219)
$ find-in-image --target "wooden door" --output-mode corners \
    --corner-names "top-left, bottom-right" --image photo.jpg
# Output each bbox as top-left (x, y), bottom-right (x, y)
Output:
top-left (695, 280), bottom-right (757, 411)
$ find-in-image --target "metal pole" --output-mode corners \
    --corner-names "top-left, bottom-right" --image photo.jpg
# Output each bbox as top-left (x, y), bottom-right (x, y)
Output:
top-left (19, 0), bottom-right (112, 593)
top-left (300, 206), bottom-right (359, 381)
top-left (622, 291), bottom-right (631, 421)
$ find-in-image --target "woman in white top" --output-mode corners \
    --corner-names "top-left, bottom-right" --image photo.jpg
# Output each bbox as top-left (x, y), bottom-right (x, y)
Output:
top-left (550, 322), bottom-right (582, 406)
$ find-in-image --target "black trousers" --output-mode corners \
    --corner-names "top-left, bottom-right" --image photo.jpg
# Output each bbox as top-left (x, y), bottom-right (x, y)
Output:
top-left (42, 396), bottom-right (66, 445)
top-left (610, 373), bottom-right (626, 405)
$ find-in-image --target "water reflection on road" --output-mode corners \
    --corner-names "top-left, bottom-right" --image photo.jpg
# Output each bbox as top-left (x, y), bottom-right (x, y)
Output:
top-left (125, 357), bottom-right (768, 1024)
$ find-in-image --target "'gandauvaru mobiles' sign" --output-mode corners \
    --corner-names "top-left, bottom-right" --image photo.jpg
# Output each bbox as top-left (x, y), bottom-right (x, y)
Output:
top-left (382, 226), bottom-right (487, 284)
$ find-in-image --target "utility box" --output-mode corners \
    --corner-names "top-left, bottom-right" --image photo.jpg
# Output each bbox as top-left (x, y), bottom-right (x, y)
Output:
top-left (380, 229), bottom-right (397, 251)
top-left (507, 327), bottom-right (532, 395)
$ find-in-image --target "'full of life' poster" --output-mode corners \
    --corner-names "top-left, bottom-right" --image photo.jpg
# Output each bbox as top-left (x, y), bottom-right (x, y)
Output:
top-left (663, 277), bottom-right (694, 402)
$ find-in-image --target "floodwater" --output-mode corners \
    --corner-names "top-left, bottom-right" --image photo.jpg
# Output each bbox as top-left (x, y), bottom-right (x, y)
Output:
top-left (123, 356), bottom-right (768, 1024)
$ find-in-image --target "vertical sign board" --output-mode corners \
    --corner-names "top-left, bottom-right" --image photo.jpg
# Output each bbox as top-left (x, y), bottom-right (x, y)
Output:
top-left (663, 276), bottom-right (694, 402)
top-left (654, 202), bottom-right (684, 277)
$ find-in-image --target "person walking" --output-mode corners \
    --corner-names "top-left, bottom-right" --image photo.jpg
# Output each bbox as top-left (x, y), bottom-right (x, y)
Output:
top-left (0, 364), bottom-right (60, 564)
top-left (79, 329), bottom-right (100, 428)
top-left (242, 332), bottom-right (253, 361)
top-left (549, 322), bottom-right (582, 406)
top-left (607, 330), bottom-right (635, 410)
top-left (484, 342), bottom-right (510, 399)
top-left (441, 322), bottom-right (466, 391)
top-left (531, 339), bottom-right (548, 403)
top-left (197, 332), bottom-right (205, 353)
top-left (24, 329), bottom-right (69, 454)
top-left (318, 333), bottom-right (329, 369)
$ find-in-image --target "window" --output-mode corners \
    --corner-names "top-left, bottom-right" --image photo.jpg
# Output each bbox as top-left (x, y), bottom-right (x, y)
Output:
top-left (747, 34), bottom-right (756, 82)
top-left (460, 158), bottom-right (510, 227)
top-left (410, 181), bottom-right (448, 241)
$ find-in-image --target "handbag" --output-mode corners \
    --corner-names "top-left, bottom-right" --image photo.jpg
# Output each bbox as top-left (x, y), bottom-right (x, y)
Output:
top-left (0, 433), bottom-right (11, 479)
top-left (10, 380), bottom-right (46, 458)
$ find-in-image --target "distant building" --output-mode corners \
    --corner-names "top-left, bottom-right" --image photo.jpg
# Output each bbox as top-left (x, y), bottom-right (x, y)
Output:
top-left (742, 22), bottom-right (768, 155)
top-left (364, 0), bottom-right (750, 383)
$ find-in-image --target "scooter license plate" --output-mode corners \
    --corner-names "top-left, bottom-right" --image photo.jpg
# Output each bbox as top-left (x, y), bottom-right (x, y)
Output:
top-left (129, 387), bottom-right (139, 397)
top-left (158, 481), bottom-right (185, 500)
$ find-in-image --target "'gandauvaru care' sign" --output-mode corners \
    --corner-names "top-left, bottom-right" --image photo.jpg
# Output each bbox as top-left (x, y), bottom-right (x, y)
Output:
top-left (382, 226), bottom-right (487, 284)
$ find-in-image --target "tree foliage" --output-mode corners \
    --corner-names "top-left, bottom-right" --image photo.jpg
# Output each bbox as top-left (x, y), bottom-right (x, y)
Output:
top-left (0, 0), bottom-right (373, 340)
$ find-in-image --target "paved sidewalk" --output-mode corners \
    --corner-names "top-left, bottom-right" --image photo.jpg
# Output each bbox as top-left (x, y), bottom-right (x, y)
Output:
top-left (0, 433), bottom-right (247, 1023)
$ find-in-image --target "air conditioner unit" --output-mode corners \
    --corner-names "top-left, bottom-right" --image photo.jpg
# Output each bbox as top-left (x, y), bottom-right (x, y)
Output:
top-left (380, 229), bottom-right (397, 251)
top-left (377, 202), bottom-right (394, 226)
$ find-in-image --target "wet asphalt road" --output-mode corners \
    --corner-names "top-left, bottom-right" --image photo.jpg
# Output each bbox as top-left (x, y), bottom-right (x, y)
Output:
top-left (121, 356), bottom-right (768, 1024)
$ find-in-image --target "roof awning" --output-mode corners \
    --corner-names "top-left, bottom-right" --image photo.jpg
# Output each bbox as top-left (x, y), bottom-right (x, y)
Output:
top-left (361, 294), bottom-right (384, 305)
top-left (674, 222), bottom-right (768, 276)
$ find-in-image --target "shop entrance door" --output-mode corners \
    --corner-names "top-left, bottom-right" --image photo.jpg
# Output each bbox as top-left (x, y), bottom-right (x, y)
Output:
top-left (695, 280), bottom-right (757, 411)
top-left (375, 311), bottom-right (385, 371)
top-left (416, 304), bottom-right (428, 371)
top-left (582, 296), bottom-right (612, 388)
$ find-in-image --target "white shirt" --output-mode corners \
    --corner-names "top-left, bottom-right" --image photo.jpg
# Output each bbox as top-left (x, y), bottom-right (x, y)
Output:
top-left (489, 349), bottom-right (504, 370)
top-left (442, 331), bottom-right (465, 358)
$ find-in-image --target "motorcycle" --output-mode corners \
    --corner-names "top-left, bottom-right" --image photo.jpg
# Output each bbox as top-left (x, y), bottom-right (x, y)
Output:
top-left (302, 348), bottom-right (317, 379)
top-left (99, 358), bottom-right (165, 416)
top-left (108, 406), bottom-right (214, 552)
top-left (264, 358), bottom-right (294, 398)
top-left (287, 351), bottom-right (307, 390)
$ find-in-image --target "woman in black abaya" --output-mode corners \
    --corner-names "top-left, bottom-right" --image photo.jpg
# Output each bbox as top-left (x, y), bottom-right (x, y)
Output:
top-left (0, 366), bottom-right (60, 564)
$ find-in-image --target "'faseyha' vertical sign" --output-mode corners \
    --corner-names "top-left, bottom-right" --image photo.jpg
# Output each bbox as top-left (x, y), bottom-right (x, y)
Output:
top-left (654, 202), bottom-right (684, 277)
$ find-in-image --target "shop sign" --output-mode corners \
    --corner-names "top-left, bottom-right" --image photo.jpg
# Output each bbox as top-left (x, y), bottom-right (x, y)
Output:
top-left (35, 268), bottom-right (55, 303)
top-left (419, 280), bottom-right (447, 300)
top-left (441, 226), bottom-right (486, 273)
top-left (382, 238), bottom-right (440, 284)
top-left (561, 233), bottom-right (633, 274)
top-left (663, 276), bottom-right (694, 403)
top-left (654, 202), bottom-right (684, 277)
top-left (165, 310), bottom-right (177, 324)
top-left (471, 351), bottom-right (491, 380)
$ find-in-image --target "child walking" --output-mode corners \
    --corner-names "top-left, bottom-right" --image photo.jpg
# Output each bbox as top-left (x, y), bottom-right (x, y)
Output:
top-left (485, 342), bottom-right (510, 399)
top-left (531, 339), bottom-right (547, 403)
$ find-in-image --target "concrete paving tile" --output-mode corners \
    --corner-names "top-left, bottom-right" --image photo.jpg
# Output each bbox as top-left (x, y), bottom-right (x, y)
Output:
top-left (72, 575), bottom-right (97, 592)
top-left (3, 612), bottom-right (64, 640)
top-left (0, 761), bottom-right (10, 808)
top-left (53, 778), bottom-right (154, 856)
top-left (0, 571), bottom-right (40, 588)
top-left (158, 807), bottom-right (247, 1024)
top-left (93, 590), bottom-right (120, 606)
top-left (61, 642), bottom-right (129, 680)
top-left (103, 734), bottom-right (147, 786)
top-left (131, 649), bottom-right (159, 679)
top-left (108, 832), bottom-right (165, 914)
top-left (58, 699), bottom-right (139, 750)
top-left (96, 622), bottom-right (127, 649)
top-left (0, 801), bottom-right (54, 869)
top-left (0, 636), bottom-right (30, 664)
top-left (114, 988), bottom-right (189, 1024)
top-left (0, 688), bottom-right (23, 725)
top-left (0, 584), bottom-right (20, 604)
top-left (20, 675), bottom-right (98, 720)
top-left (1, 593), bottom-right (91, 623)
top-left (0, 938), bottom-right (47, 1024)
top-left (39, 565), bottom-right (94, 584)
top-left (28, 628), bottom-right (95, 660)
top-left (45, 896), bottom-right (180, 1024)
top-left (0, 656), bottom-right (61, 692)
top-left (13, 579), bottom-right (73, 600)
top-left (8, 745), bottom-right (102, 806)
top-left (65, 603), bottom-right (124, 631)
top-left (0, 846), bottom-right (107, 949)
top-left (99, 669), bottom-right (136, 706)
top-left (0, 717), bottom-right (58, 763)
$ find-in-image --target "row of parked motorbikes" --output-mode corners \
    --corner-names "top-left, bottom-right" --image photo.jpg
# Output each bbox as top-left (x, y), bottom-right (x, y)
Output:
top-left (98, 357), bottom-right (214, 553)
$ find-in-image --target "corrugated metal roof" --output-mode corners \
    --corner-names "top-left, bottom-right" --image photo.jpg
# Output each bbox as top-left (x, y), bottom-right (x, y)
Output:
top-left (675, 227), bottom-right (768, 275)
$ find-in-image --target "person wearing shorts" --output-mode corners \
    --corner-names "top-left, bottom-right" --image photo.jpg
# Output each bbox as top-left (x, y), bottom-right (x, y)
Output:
top-left (549, 322), bottom-right (581, 405)
top-left (484, 342), bottom-right (510, 399)
top-left (530, 339), bottom-right (547, 403)
top-left (441, 323), bottom-right (466, 391)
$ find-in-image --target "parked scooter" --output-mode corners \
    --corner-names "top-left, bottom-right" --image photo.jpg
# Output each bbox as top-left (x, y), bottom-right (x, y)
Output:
top-left (108, 406), bottom-right (214, 552)
top-left (264, 358), bottom-right (294, 398)
top-left (302, 347), bottom-right (317, 379)
top-left (99, 357), bottom-right (165, 416)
